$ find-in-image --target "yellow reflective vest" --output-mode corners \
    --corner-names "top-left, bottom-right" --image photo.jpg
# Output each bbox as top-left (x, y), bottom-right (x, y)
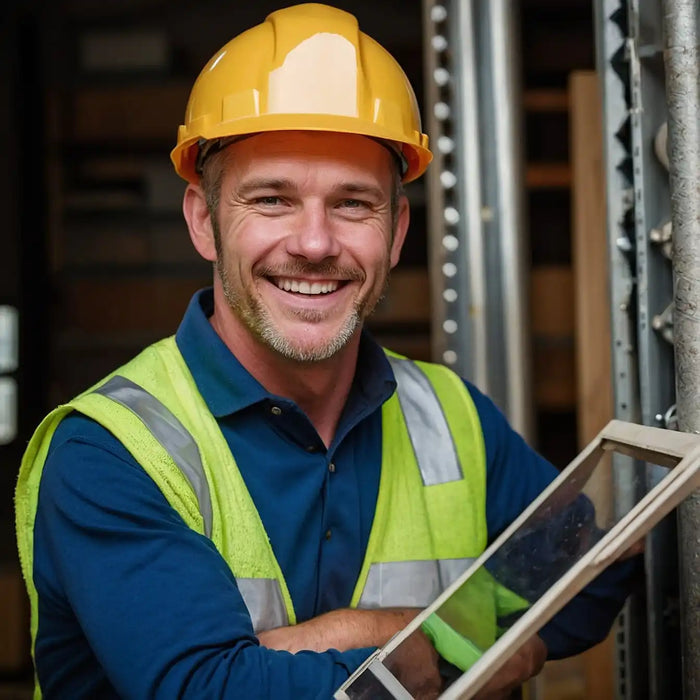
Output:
top-left (16, 336), bottom-right (496, 686)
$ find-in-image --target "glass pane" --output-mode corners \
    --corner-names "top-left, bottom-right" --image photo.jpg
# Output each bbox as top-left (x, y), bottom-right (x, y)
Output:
top-left (379, 448), bottom-right (673, 683)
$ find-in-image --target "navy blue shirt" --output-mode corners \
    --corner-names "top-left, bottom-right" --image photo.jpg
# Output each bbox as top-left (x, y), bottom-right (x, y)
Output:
top-left (32, 288), bottom-right (633, 698)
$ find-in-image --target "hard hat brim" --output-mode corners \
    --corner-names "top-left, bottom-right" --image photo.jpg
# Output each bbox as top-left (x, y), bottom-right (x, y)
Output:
top-left (172, 115), bottom-right (432, 185)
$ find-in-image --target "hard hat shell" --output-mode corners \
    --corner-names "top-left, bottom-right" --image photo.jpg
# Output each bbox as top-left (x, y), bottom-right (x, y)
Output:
top-left (171, 3), bottom-right (432, 184)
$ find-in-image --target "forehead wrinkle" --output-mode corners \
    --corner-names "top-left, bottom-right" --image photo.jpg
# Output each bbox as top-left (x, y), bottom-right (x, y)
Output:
top-left (223, 135), bottom-right (396, 203)
top-left (334, 182), bottom-right (387, 200)
top-left (237, 177), bottom-right (297, 195)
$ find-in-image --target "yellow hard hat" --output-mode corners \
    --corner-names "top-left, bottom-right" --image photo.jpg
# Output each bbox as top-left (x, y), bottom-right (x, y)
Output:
top-left (171, 3), bottom-right (432, 184)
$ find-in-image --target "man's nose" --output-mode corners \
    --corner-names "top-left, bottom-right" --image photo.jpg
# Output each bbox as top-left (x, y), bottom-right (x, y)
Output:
top-left (285, 203), bottom-right (342, 261)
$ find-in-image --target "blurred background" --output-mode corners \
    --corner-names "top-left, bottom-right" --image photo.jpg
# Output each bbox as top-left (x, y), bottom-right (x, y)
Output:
top-left (0, 0), bottom-right (692, 698)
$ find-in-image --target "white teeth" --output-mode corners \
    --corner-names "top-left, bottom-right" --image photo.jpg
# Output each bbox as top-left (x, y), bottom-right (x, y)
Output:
top-left (276, 278), bottom-right (339, 294)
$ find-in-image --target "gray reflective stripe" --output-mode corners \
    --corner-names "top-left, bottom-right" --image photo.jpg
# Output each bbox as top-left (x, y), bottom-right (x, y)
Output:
top-left (93, 378), bottom-right (289, 632)
top-left (237, 578), bottom-right (289, 631)
top-left (93, 376), bottom-right (213, 538)
top-left (357, 558), bottom-right (476, 609)
top-left (387, 356), bottom-right (463, 485)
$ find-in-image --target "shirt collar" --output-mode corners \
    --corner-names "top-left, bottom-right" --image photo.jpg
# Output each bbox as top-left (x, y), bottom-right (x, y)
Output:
top-left (175, 288), bottom-right (397, 419)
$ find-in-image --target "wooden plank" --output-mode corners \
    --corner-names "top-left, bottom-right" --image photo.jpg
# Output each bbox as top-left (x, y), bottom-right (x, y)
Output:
top-left (571, 72), bottom-right (612, 443)
top-left (61, 276), bottom-right (209, 334)
top-left (523, 88), bottom-right (569, 113)
top-left (530, 265), bottom-right (576, 410)
top-left (532, 340), bottom-right (576, 410)
top-left (65, 230), bottom-right (150, 266)
top-left (71, 83), bottom-right (190, 143)
top-left (525, 163), bottom-right (571, 189)
top-left (372, 267), bottom-right (430, 324)
top-left (64, 222), bottom-right (198, 267)
top-left (571, 70), bottom-right (615, 700)
top-left (530, 265), bottom-right (574, 338)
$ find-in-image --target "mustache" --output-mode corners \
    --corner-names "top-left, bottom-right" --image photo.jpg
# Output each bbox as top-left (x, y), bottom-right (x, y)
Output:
top-left (256, 262), bottom-right (365, 282)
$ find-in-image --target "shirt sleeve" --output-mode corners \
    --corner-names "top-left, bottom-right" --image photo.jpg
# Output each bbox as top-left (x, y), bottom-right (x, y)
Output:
top-left (34, 414), bottom-right (372, 700)
top-left (465, 380), bottom-right (640, 659)
top-left (464, 381), bottom-right (559, 540)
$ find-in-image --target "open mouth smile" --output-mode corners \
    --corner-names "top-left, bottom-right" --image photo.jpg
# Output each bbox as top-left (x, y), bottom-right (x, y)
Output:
top-left (272, 277), bottom-right (343, 295)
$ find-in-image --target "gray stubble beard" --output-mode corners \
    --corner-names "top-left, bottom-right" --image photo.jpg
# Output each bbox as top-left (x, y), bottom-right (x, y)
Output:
top-left (217, 257), bottom-right (388, 363)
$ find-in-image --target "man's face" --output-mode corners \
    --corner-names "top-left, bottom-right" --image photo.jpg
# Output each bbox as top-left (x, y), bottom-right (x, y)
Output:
top-left (207, 131), bottom-right (408, 363)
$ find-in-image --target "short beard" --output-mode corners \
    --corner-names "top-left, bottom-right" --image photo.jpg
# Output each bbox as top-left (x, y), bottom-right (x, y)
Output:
top-left (258, 304), bottom-right (362, 363)
top-left (215, 237), bottom-right (387, 363)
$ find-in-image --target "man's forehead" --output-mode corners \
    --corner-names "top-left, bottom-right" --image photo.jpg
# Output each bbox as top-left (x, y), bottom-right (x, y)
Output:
top-left (227, 131), bottom-right (397, 181)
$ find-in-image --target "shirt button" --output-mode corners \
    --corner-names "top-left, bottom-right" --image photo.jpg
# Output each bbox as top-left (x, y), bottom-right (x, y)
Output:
top-left (325, 529), bottom-right (332, 540)
top-left (270, 406), bottom-right (282, 416)
top-left (328, 462), bottom-right (336, 473)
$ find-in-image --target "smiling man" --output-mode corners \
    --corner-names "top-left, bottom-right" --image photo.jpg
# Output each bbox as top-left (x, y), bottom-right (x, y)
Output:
top-left (185, 130), bottom-right (408, 446)
top-left (16, 4), bottom-right (637, 699)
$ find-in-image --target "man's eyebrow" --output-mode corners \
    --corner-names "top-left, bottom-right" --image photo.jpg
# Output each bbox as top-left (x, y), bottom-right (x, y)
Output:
top-left (335, 183), bottom-right (385, 199)
top-left (237, 178), bottom-right (296, 195)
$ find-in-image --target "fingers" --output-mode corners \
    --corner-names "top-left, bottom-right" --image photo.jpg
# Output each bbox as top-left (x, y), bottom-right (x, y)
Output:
top-left (387, 627), bottom-right (443, 698)
top-left (474, 635), bottom-right (547, 699)
top-left (620, 538), bottom-right (645, 559)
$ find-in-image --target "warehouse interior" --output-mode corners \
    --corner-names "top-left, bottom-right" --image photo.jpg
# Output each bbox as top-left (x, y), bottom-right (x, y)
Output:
top-left (1, 0), bottom-right (697, 698)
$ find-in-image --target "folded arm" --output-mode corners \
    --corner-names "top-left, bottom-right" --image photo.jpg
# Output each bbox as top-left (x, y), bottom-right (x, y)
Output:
top-left (258, 607), bottom-right (419, 653)
top-left (259, 607), bottom-right (442, 697)
top-left (34, 418), bottom-right (373, 699)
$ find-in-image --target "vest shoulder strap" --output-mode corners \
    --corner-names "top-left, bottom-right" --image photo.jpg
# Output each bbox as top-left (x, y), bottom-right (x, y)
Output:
top-left (351, 351), bottom-right (488, 608)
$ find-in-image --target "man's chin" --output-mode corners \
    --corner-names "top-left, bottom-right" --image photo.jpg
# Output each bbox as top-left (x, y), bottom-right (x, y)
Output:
top-left (269, 338), bottom-right (345, 363)
top-left (259, 323), bottom-right (360, 363)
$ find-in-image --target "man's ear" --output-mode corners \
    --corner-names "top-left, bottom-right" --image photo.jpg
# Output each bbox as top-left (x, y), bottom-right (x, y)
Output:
top-left (389, 195), bottom-right (410, 269)
top-left (182, 184), bottom-right (217, 262)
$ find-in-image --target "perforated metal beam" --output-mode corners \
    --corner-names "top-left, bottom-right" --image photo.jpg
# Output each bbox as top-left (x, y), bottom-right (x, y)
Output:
top-left (422, 0), bottom-right (532, 441)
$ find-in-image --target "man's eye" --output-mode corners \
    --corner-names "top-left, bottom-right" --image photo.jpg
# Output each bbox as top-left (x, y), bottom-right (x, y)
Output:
top-left (256, 196), bottom-right (283, 206)
top-left (340, 199), bottom-right (367, 209)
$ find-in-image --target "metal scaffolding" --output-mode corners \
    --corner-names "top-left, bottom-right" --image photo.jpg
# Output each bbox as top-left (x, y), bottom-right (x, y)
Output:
top-left (423, 0), bottom-right (698, 696)
top-left (595, 1), bottom-right (678, 694)
top-left (422, 0), bottom-right (533, 442)
top-left (594, 0), bottom-right (698, 696)
top-left (662, 1), bottom-right (700, 697)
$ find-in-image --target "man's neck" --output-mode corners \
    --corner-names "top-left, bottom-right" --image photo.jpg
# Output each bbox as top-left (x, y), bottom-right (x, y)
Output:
top-left (210, 305), bottom-right (359, 448)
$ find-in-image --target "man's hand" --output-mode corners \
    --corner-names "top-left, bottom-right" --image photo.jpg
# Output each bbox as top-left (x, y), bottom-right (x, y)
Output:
top-left (621, 538), bottom-right (645, 559)
top-left (474, 635), bottom-right (547, 700)
top-left (258, 608), bottom-right (442, 698)
top-left (384, 624), bottom-right (441, 700)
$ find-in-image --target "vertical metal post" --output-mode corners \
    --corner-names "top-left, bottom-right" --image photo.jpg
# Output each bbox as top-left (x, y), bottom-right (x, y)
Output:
top-left (662, 1), bottom-right (700, 697)
top-left (422, 0), bottom-right (532, 440)
top-left (423, 0), bottom-right (489, 393)
top-left (454, 0), bottom-right (490, 393)
top-left (486, 0), bottom-right (532, 442)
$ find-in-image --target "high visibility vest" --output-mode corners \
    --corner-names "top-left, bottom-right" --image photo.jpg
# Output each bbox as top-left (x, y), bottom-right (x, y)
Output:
top-left (16, 337), bottom-right (491, 689)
